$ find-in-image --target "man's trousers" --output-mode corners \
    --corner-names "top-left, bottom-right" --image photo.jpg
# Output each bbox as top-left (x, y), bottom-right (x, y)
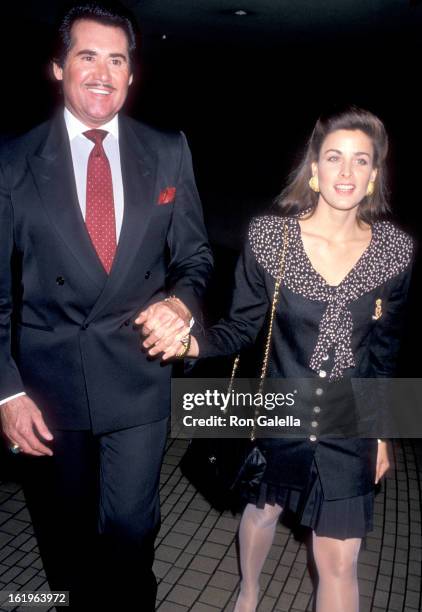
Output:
top-left (20, 417), bottom-right (169, 611)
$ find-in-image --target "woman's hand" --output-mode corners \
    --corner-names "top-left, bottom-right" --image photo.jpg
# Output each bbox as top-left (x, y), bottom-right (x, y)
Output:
top-left (375, 440), bottom-right (390, 484)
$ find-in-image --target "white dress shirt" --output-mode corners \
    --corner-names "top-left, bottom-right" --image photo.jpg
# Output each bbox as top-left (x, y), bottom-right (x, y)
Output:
top-left (64, 107), bottom-right (125, 240)
top-left (0, 108), bottom-right (125, 407)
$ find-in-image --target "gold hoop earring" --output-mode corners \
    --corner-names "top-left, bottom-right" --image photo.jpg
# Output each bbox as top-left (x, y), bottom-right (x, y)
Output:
top-left (309, 176), bottom-right (319, 193)
top-left (366, 181), bottom-right (375, 197)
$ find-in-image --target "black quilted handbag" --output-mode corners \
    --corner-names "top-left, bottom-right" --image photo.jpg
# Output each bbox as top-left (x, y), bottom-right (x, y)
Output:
top-left (180, 437), bottom-right (266, 512)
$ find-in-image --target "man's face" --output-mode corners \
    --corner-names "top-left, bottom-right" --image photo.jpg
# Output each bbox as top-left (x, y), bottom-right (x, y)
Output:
top-left (53, 19), bottom-right (133, 127)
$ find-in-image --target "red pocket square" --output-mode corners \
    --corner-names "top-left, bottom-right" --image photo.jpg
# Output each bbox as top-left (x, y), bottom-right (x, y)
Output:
top-left (158, 187), bottom-right (176, 205)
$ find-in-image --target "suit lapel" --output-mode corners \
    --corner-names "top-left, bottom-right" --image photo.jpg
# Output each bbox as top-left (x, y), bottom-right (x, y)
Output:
top-left (109, 116), bottom-right (157, 283)
top-left (85, 115), bottom-right (158, 322)
top-left (28, 114), bottom-right (107, 289)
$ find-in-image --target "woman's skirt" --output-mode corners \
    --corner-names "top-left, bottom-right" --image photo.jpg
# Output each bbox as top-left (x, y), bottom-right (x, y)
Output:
top-left (246, 459), bottom-right (374, 540)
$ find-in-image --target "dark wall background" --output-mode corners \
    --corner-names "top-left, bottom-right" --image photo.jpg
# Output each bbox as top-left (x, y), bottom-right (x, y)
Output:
top-left (0, 1), bottom-right (421, 374)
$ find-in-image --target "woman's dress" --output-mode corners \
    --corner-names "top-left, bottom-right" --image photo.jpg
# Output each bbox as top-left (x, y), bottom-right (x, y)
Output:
top-left (197, 215), bottom-right (413, 538)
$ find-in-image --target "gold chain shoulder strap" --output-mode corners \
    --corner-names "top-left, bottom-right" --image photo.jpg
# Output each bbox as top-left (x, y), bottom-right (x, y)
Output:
top-left (228, 221), bottom-right (289, 438)
top-left (259, 220), bottom-right (289, 385)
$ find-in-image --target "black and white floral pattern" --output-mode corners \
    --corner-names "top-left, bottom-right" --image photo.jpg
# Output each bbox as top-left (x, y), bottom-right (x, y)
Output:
top-left (249, 215), bottom-right (413, 380)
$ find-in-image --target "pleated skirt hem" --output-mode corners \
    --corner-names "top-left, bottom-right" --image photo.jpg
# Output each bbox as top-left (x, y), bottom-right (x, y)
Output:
top-left (245, 460), bottom-right (374, 540)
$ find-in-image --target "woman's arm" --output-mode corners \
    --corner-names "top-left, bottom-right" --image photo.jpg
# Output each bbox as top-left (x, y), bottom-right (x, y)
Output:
top-left (157, 229), bottom-right (271, 361)
top-left (193, 235), bottom-right (271, 360)
top-left (367, 263), bottom-right (414, 443)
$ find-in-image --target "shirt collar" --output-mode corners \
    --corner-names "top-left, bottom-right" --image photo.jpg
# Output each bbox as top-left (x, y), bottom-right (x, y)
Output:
top-left (63, 107), bottom-right (119, 141)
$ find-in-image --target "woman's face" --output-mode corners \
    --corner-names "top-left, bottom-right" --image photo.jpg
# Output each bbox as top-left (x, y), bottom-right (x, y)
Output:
top-left (312, 129), bottom-right (378, 212)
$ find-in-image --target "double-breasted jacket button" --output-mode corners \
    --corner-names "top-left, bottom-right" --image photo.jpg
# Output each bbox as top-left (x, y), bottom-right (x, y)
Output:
top-left (319, 369), bottom-right (327, 378)
top-left (315, 387), bottom-right (324, 396)
top-left (311, 420), bottom-right (318, 428)
top-left (313, 406), bottom-right (321, 414)
top-left (56, 276), bottom-right (65, 286)
top-left (309, 434), bottom-right (317, 442)
top-left (144, 271), bottom-right (151, 279)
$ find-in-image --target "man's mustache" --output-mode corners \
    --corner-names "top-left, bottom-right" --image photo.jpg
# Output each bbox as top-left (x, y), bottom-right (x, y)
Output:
top-left (84, 82), bottom-right (115, 91)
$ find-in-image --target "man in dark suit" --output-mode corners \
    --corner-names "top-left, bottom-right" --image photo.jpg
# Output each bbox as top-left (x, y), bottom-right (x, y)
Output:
top-left (0, 3), bottom-right (212, 609)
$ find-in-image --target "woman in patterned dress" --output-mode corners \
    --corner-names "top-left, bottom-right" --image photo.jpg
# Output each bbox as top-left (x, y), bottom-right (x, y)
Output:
top-left (146, 106), bottom-right (414, 612)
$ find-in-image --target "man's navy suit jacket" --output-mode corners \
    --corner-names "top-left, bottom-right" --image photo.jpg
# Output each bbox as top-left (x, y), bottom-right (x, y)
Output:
top-left (0, 113), bottom-right (213, 434)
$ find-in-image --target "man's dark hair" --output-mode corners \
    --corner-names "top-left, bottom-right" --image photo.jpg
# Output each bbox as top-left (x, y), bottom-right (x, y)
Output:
top-left (54, 2), bottom-right (137, 68)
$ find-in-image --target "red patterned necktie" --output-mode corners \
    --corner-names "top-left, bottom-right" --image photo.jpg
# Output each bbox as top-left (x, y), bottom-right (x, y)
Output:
top-left (84, 129), bottom-right (117, 274)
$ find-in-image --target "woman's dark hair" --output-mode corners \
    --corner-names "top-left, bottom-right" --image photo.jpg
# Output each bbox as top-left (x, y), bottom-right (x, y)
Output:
top-left (54, 2), bottom-right (137, 68)
top-left (275, 106), bottom-right (390, 224)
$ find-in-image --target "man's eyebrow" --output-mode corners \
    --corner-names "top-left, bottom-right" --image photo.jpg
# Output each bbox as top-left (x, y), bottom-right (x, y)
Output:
top-left (76, 49), bottom-right (97, 56)
top-left (75, 49), bottom-right (128, 62)
top-left (109, 53), bottom-right (128, 62)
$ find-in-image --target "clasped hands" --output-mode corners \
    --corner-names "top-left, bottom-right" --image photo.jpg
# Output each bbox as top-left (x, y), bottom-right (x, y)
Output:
top-left (135, 296), bottom-right (198, 360)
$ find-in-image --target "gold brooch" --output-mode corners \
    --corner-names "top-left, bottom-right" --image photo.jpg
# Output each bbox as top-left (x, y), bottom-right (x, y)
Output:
top-left (372, 298), bottom-right (382, 320)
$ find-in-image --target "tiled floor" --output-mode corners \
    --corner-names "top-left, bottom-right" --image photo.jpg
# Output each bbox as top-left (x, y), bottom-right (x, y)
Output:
top-left (0, 439), bottom-right (421, 611)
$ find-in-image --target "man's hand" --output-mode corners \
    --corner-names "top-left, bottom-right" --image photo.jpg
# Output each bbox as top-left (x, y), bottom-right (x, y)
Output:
top-left (135, 298), bottom-right (192, 359)
top-left (375, 440), bottom-right (390, 484)
top-left (0, 395), bottom-right (54, 456)
top-left (160, 333), bottom-right (200, 361)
